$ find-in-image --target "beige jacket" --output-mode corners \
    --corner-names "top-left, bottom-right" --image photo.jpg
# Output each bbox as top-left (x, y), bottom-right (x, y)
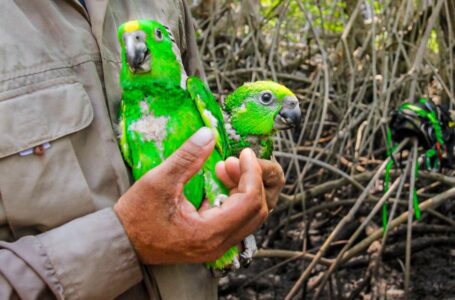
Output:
top-left (0, 1), bottom-right (217, 299)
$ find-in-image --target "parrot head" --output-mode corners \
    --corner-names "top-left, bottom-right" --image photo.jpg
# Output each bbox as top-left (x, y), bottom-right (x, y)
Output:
top-left (118, 20), bottom-right (187, 88)
top-left (224, 81), bottom-right (301, 136)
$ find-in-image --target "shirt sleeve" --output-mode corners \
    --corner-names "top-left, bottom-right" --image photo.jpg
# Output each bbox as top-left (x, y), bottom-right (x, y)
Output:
top-left (179, 0), bottom-right (206, 80)
top-left (0, 208), bottom-right (143, 300)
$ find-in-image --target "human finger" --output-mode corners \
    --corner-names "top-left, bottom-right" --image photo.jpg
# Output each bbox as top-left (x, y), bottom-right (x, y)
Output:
top-left (257, 159), bottom-right (285, 210)
top-left (199, 149), bottom-right (268, 245)
top-left (215, 161), bottom-right (237, 190)
top-left (224, 156), bottom-right (241, 184)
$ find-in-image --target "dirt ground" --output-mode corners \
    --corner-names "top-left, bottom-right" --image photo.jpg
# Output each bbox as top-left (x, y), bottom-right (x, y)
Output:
top-left (219, 212), bottom-right (455, 299)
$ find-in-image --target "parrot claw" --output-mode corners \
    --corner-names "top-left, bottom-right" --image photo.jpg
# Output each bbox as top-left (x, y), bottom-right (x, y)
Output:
top-left (232, 256), bottom-right (241, 270)
top-left (213, 194), bottom-right (228, 208)
top-left (239, 235), bottom-right (257, 268)
top-left (209, 199), bottom-right (256, 278)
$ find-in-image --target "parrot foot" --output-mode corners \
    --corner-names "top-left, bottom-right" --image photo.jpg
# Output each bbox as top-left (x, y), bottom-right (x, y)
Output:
top-left (239, 234), bottom-right (257, 267)
top-left (232, 256), bottom-right (241, 270)
top-left (213, 194), bottom-right (228, 208)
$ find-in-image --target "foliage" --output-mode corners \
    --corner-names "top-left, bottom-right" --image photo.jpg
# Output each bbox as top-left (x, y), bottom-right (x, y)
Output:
top-left (260, 0), bottom-right (347, 39)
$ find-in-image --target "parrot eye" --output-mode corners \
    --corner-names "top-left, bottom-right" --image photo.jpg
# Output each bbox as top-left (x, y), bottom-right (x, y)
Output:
top-left (155, 28), bottom-right (163, 41)
top-left (260, 92), bottom-right (274, 105)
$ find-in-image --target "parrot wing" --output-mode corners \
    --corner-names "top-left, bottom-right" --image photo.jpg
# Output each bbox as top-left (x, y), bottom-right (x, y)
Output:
top-left (187, 76), bottom-right (229, 159)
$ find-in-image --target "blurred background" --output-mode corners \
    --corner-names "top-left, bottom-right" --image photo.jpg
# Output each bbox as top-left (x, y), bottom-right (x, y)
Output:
top-left (189, 0), bottom-right (455, 299)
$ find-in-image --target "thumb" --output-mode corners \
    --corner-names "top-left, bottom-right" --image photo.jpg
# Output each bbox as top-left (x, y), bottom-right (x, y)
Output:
top-left (157, 127), bottom-right (215, 185)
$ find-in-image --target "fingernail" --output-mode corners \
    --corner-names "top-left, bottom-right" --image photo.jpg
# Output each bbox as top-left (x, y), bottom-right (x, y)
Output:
top-left (240, 148), bottom-right (254, 161)
top-left (244, 148), bottom-right (255, 158)
top-left (226, 156), bottom-right (239, 163)
top-left (215, 161), bottom-right (225, 170)
top-left (191, 127), bottom-right (214, 146)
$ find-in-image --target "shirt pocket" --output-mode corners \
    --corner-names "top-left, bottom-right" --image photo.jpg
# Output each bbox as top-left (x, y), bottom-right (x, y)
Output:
top-left (0, 79), bottom-right (96, 235)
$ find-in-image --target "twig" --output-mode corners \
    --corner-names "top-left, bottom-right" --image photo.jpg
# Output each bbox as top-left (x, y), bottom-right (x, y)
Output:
top-left (341, 187), bottom-right (455, 265)
top-left (312, 175), bottom-right (404, 298)
top-left (274, 152), bottom-right (365, 192)
top-left (284, 139), bottom-right (409, 300)
top-left (254, 249), bottom-right (334, 266)
top-left (404, 139), bottom-right (418, 298)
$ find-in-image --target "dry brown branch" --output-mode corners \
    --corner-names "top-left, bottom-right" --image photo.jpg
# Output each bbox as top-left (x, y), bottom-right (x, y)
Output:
top-left (254, 249), bottom-right (334, 266)
top-left (192, 1), bottom-right (455, 298)
top-left (341, 187), bottom-right (455, 264)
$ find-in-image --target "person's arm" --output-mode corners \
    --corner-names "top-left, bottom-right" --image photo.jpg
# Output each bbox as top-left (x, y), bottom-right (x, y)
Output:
top-left (0, 128), bottom-right (272, 299)
top-left (0, 209), bottom-right (142, 300)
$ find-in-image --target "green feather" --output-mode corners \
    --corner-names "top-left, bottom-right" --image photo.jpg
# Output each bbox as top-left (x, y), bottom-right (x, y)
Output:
top-left (187, 77), bottom-right (229, 158)
top-left (224, 81), bottom-right (296, 158)
top-left (119, 20), bottom-right (184, 87)
top-left (118, 20), bottom-right (236, 270)
top-left (205, 247), bottom-right (239, 270)
top-left (118, 19), bottom-right (300, 271)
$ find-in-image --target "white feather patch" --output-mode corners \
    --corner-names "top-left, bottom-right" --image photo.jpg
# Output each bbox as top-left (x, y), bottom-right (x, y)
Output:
top-left (129, 114), bottom-right (168, 148)
top-left (223, 111), bottom-right (241, 141)
top-left (140, 101), bottom-right (149, 114)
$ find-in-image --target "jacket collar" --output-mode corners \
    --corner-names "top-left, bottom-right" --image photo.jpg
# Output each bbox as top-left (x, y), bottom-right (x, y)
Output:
top-left (85, 0), bottom-right (109, 47)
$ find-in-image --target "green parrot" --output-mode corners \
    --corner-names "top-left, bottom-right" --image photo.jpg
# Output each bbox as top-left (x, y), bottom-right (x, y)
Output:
top-left (117, 20), bottom-right (301, 273)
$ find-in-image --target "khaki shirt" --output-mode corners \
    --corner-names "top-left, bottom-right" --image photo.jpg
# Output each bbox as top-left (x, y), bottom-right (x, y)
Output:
top-left (0, 1), bottom-right (217, 299)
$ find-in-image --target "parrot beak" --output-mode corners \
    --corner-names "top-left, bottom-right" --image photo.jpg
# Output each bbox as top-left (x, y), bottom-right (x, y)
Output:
top-left (274, 96), bottom-right (301, 130)
top-left (124, 30), bottom-right (151, 73)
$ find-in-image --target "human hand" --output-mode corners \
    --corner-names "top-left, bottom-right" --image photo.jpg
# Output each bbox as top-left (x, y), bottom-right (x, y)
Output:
top-left (215, 157), bottom-right (285, 211)
top-left (114, 127), bottom-right (269, 265)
